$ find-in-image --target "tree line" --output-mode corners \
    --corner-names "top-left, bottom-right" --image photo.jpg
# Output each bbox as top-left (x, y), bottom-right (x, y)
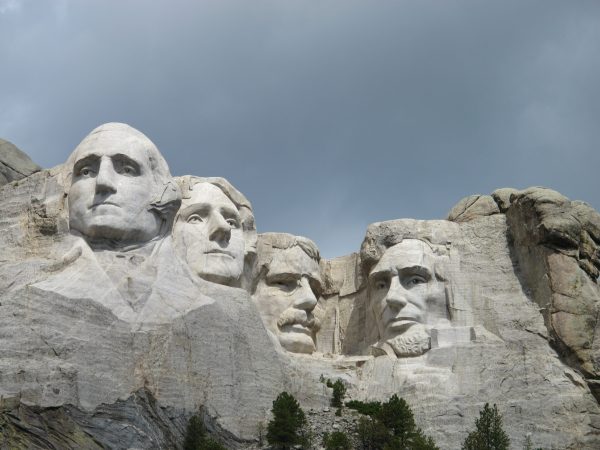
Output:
top-left (183, 378), bottom-right (541, 449)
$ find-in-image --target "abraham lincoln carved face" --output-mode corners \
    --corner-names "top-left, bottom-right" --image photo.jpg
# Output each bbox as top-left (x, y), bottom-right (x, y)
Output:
top-left (369, 239), bottom-right (449, 357)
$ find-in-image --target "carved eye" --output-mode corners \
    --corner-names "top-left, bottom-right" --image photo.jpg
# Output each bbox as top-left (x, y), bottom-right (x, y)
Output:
top-left (78, 166), bottom-right (94, 177)
top-left (187, 214), bottom-right (203, 224)
top-left (270, 279), bottom-right (298, 292)
top-left (374, 278), bottom-right (389, 290)
top-left (226, 218), bottom-right (240, 228)
top-left (123, 165), bottom-right (135, 175)
top-left (407, 275), bottom-right (426, 286)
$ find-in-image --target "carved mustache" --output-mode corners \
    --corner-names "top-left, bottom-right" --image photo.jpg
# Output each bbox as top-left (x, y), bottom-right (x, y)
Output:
top-left (277, 308), bottom-right (321, 332)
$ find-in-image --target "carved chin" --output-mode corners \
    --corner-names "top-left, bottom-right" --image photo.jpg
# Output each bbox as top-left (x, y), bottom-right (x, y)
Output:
top-left (278, 330), bottom-right (316, 354)
top-left (191, 256), bottom-right (243, 286)
top-left (387, 326), bottom-right (431, 357)
top-left (71, 211), bottom-right (160, 242)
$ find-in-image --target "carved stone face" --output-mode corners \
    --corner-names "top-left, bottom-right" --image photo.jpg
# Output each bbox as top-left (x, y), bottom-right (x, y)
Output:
top-left (252, 246), bottom-right (322, 354)
top-left (174, 183), bottom-right (245, 286)
top-left (68, 126), bottom-right (164, 243)
top-left (369, 239), bottom-right (447, 355)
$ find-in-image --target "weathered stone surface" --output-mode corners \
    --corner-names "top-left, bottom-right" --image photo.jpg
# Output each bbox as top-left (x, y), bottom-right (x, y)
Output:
top-left (491, 187), bottom-right (519, 212)
top-left (0, 389), bottom-right (188, 449)
top-left (0, 138), bottom-right (41, 186)
top-left (499, 187), bottom-right (600, 390)
top-left (2, 124), bottom-right (600, 449)
top-left (447, 194), bottom-right (500, 222)
top-left (319, 215), bottom-right (600, 449)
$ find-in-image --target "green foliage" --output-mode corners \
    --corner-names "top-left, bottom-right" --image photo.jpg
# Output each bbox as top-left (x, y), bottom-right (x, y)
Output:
top-left (323, 431), bottom-right (352, 450)
top-left (352, 395), bottom-right (438, 450)
top-left (376, 394), bottom-right (415, 446)
top-left (183, 414), bottom-right (226, 450)
top-left (267, 392), bottom-right (307, 450)
top-left (357, 416), bottom-right (391, 450)
top-left (410, 429), bottom-right (441, 450)
top-left (330, 379), bottom-right (347, 409)
top-left (346, 400), bottom-right (382, 417)
top-left (199, 439), bottom-right (227, 450)
top-left (462, 403), bottom-right (510, 450)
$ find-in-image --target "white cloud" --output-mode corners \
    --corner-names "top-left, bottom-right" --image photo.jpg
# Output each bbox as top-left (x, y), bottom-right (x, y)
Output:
top-left (0, 0), bottom-right (22, 14)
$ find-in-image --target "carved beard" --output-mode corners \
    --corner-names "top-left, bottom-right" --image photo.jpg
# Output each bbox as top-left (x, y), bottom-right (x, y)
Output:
top-left (387, 324), bottom-right (431, 357)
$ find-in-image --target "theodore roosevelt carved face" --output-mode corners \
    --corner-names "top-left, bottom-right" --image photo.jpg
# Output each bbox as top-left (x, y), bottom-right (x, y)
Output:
top-left (251, 234), bottom-right (322, 354)
top-left (67, 123), bottom-right (176, 245)
top-left (368, 239), bottom-right (448, 357)
top-left (173, 177), bottom-right (256, 287)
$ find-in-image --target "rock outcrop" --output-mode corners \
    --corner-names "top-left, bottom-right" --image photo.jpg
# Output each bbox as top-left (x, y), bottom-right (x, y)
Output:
top-left (0, 138), bottom-right (41, 186)
top-left (1, 126), bottom-right (600, 449)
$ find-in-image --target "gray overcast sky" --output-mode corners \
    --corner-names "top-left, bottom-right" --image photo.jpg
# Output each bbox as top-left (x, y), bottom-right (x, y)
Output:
top-left (1, 0), bottom-right (599, 257)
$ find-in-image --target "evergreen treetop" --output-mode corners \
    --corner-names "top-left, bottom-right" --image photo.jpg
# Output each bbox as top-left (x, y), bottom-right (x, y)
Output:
top-left (462, 403), bottom-right (510, 450)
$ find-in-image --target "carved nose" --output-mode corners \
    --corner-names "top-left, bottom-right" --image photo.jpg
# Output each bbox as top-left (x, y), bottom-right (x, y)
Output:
top-left (385, 277), bottom-right (408, 309)
top-left (208, 214), bottom-right (231, 242)
top-left (95, 158), bottom-right (117, 194)
top-left (294, 277), bottom-right (317, 312)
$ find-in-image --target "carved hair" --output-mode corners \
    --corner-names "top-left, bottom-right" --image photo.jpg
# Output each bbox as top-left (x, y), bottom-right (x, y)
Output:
top-left (250, 232), bottom-right (320, 293)
top-left (360, 226), bottom-right (450, 281)
top-left (175, 176), bottom-right (257, 256)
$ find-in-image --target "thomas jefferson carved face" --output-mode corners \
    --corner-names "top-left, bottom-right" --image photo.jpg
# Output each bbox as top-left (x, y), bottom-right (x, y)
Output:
top-left (174, 183), bottom-right (245, 286)
top-left (68, 123), bottom-right (170, 244)
top-left (252, 245), bottom-right (322, 354)
top-left (369, 239), bottom-right (448, 357)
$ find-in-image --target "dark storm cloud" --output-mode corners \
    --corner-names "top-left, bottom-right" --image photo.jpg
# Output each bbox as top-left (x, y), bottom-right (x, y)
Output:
top-left (1, 0), bottom-right (599, 257)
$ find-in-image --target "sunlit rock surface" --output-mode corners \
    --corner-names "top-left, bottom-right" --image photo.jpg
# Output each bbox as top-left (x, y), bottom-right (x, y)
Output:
top-left (1, 127), bottom-right (599, 449)
top-left (0, 138), bottom-right (40, 186)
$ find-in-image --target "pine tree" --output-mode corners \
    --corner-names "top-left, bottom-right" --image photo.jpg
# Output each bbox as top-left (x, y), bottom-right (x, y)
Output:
top-left (323, 431), bottom-right (352, 450)
top-left (357, 416), bottom-right (390, 450)
top-left (377, 394), bottom-right (416, 447)
top-left (267, 392), bottom-right (307, 450)
top-left (184, 415), bottom-right (205, 450)
top-left (353, 395), bottom-right (438, 450)
top-left (462, 403), bottom-right (510, 450)
top-left (183, 414), bottom-right (226, 450)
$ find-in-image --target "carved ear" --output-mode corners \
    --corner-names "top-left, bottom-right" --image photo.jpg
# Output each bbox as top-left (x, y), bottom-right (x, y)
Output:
top-left (239, 206), bottom-right (257, 256)
top-left (150, 180), bottom-right (182, 216)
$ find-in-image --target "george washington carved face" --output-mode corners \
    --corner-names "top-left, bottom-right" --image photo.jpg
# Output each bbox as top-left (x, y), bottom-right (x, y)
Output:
top-left (68, 123), bottom-right (175, 245)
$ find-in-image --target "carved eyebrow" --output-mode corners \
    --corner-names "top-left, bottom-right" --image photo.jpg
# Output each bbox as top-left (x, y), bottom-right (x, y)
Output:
top-left (398, 265), bottom-right (432, 279)
top-left (111, 153), bottom-right (142, 171)
top-left (265, 271), bottom-right (301, 283)
top-left (73, 154), bottom-right (100, 173)
top-left (220, 205), bottom-right (241, 219)
top-left (178, 203), bottom-right (211, 219)
top-left (368, 267), bottom-right (393, 280)
top-left (307, 274), bottom-right (323, 291)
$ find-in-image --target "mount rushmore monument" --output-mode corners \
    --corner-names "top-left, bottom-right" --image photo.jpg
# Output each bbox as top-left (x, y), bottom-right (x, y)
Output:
top-left (1, 123), bottom-right (600, 449)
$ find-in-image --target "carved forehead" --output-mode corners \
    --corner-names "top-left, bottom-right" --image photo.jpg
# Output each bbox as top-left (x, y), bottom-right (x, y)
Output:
top-left (371, 239), bottom-right (437, 275)
top-left (181, 182), bottom-right (238, 212)
top-left (67, 123), bottom-right (169, 177)
top-left (266, 246), bottom-right (321, 279)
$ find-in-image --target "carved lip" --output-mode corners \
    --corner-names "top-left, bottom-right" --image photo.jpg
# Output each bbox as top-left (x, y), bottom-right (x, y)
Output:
top-left (281, 323), bottom-right (312, 335)
top-left (90, 201), bottom-right (119, 208)
top-left (387, 317), bottom-right (420, 329)
top-left (204, 249), bottom-right (234, 258)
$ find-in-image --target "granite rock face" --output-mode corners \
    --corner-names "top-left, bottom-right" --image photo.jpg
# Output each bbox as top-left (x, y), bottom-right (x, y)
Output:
top-left (0, 138), bottom-right (41, 186)
top-left (1, 125), bottom-right (600, 449)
